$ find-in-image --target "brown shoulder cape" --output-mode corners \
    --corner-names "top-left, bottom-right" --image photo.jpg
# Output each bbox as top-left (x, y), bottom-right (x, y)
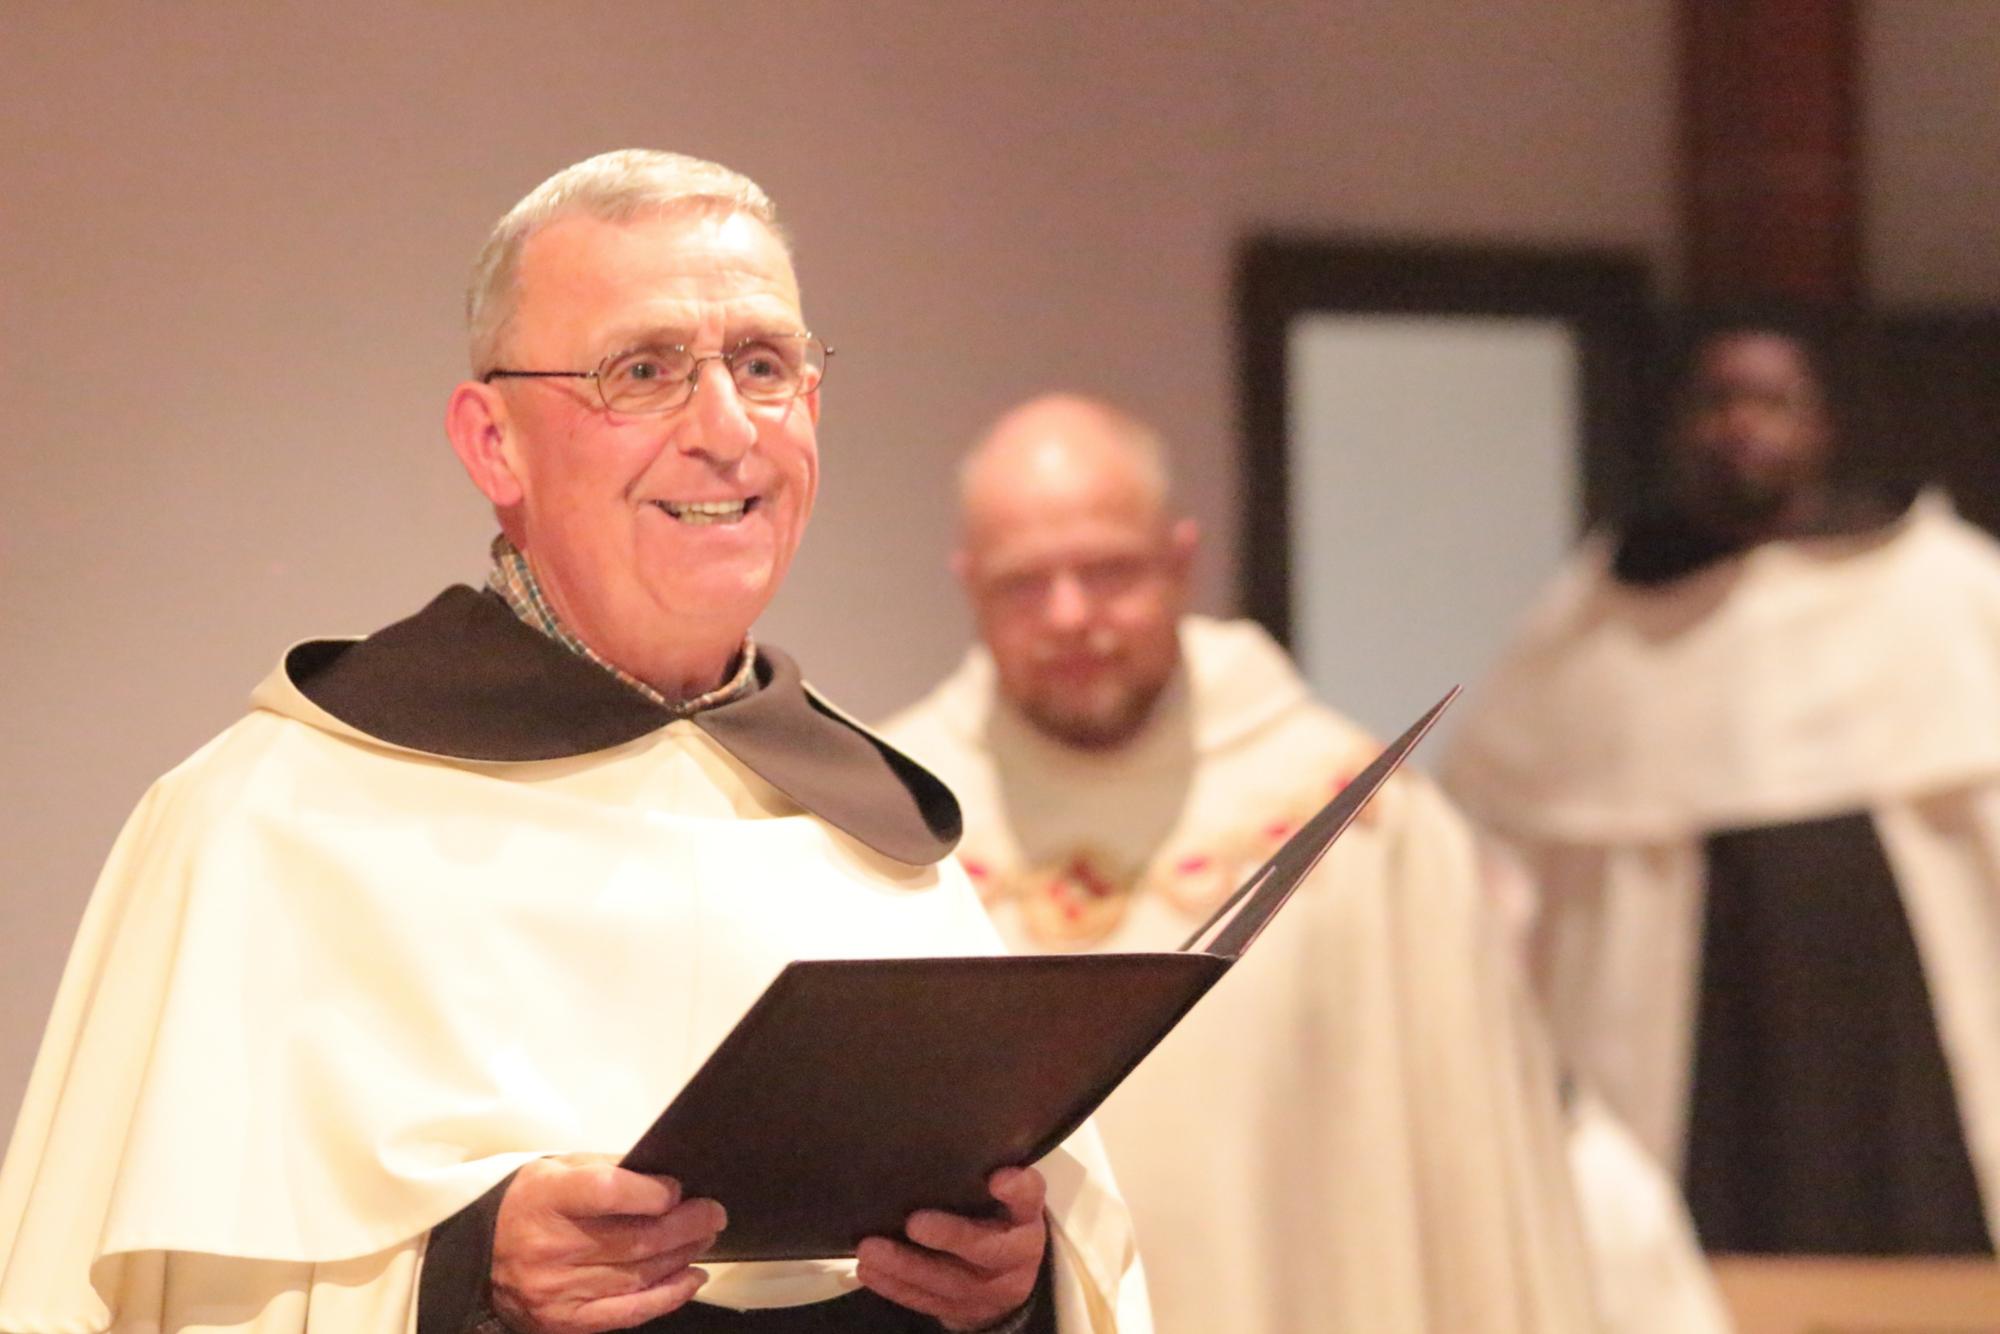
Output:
top-left (289, 585), bottom-right (960, 866)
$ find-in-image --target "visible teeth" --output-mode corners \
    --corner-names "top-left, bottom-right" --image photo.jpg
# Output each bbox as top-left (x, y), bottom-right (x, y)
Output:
top-left (660, 499), bottom-right (750, 525)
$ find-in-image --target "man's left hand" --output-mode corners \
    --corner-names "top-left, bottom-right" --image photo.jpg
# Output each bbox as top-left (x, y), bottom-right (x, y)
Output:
top-left (854, 1165), bottom-right (1047, 1331)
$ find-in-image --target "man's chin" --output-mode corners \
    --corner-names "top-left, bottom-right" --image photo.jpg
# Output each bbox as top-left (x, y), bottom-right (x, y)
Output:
top-left (1679, 469), bottom-right (1794, 533)
top-left (1018, 691), bottom-right (1152, 752)
top-left (643, 567), bottom-right (779, 626)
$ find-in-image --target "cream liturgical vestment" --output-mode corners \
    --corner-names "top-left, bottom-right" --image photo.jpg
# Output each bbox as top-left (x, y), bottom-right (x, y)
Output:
top-left (1443, 492), bottom-right (2000, 1253)
top-left (883, 617), bottom-right (1599, 1334)
top-left (0, 589), bottom-right (1149, 1334)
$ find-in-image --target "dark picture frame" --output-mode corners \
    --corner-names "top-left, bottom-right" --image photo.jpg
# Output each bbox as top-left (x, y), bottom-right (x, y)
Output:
top-left (1233, 238), bottom-right (1652, 647)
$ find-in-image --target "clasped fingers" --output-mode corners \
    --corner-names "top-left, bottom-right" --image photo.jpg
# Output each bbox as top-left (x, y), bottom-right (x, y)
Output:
top-left (855, 1228), bottom-right (1043, 1332)
top-left (901, 1204), bottom-right (1043, 1275)
top-left (490, 1157), bottom-right (728, 1334)
top-left (855, 1167), bottom-right (1049, 1331)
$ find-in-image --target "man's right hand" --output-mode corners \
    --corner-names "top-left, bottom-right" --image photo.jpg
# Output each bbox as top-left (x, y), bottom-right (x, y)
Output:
top-left (489, 1153), bottom-right (727, 1334)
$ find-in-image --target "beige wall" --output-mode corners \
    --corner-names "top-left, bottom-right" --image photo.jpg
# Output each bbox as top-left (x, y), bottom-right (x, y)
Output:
top-left (2, 0), bottom-right (1983, 1132)
top-left (1864, 0), bottom-right (2000, 305)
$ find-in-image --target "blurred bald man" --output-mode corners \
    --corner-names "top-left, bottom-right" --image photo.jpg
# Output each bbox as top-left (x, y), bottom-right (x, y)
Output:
top-left (882, 395), bottom-right (1606, 1333)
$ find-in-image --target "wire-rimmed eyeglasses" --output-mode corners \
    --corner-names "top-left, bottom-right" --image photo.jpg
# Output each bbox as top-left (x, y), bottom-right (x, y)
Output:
top-left (481, 332), bottom-right (831, 415)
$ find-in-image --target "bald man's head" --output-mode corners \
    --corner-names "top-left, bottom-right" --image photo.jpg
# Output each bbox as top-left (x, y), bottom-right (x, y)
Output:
top-left (960, 394), bottom-right (1168, 517)
top-left (954, 394), bottom-right (1198, 750)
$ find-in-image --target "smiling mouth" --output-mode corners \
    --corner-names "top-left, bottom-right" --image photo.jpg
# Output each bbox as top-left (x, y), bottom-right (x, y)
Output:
top-left (655, 498), bottom-right (758, 526)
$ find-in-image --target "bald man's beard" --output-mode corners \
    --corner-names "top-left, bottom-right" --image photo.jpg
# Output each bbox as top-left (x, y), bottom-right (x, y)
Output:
top-left (1015, 680), bottom-right (1169, 751)
top-left (1009, 649), bottom-right (1174, 751)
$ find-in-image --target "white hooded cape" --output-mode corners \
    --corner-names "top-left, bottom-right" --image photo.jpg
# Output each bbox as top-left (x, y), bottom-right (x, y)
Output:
top-left (1442, 492), bottom-right (2000, 1245)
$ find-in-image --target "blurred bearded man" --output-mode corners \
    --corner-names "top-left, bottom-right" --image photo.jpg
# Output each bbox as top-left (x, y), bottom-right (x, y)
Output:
top-left (1444, 312), bottom-right (2000, 1256)
top-left (0, 152), bottom-right (1149, 1334)
top-left (883, 394), bottom-right (1612, 1334)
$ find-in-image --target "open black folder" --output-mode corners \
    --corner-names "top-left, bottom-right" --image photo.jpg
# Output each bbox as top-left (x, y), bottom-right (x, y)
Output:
top-left (623, 687), bottom-right (1459, 1261)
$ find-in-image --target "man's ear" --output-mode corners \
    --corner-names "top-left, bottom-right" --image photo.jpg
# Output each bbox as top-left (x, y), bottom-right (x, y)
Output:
top-left (445, 381), bottom-right (525, 508)
top-left (1166, 516), bottom-right (1200, 580)
top-left (1160, 515), bottom-right (1201, 612)
top-left (949, 547), bottom-right (972, 589)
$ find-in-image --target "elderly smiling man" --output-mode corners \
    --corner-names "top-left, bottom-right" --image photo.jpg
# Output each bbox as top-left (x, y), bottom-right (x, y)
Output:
top-left (0, 152), bottom-right (1146, 1334)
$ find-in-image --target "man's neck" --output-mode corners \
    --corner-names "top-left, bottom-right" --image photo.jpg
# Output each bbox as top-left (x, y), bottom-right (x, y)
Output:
top-left (1613, 478), bottom-right (1902, 587)
top-left (631, 651), bottom-right (746, 707)
top-left (564, 615), bottom-right (745, 705)
top-left (1709, 485), bottom-right (1831, 549)
top-left (486, 536), bottom-right (756, 714)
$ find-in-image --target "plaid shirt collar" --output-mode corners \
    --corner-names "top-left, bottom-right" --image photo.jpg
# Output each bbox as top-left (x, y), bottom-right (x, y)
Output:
top-left (485, 534), bottom-right (757, 716)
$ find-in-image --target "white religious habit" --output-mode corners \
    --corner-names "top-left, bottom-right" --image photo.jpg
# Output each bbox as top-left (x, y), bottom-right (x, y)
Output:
top-left (884, 615), bottom-right (1600, 1334)
top-left (0, 587), bottom-right (1150, 1334)
top-left (1443, 490), bottom-right (2000, 1254)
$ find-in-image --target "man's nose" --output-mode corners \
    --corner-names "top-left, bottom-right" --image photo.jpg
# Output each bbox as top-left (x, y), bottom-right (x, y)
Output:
top-left (678, 360), bottom-right (757, 464)
top-left (1044, 570), bottom-right (1091, 629)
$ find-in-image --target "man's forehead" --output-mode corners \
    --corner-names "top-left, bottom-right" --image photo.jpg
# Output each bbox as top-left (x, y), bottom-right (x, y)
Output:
top-left (516, 209), bottom-right (802, 323)
top-left (526, 206), bottom-right (787, 262)
top-left (971, 431), bottom-right (1158, 511)
top-left (970, 504), bottom-right (1166, 575)
top-left (1694, 332), bottom-right (1815, 386)
top-left (969, 438), bottom-right (1162, 540)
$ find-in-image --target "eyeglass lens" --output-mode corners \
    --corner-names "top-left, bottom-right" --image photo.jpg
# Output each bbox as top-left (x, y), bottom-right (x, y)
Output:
top-left (599, 335), bottom-right (825, 413)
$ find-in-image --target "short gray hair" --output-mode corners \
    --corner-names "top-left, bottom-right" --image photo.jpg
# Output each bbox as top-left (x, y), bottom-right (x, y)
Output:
top-left (466, 149), bottom-right (784, 373)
